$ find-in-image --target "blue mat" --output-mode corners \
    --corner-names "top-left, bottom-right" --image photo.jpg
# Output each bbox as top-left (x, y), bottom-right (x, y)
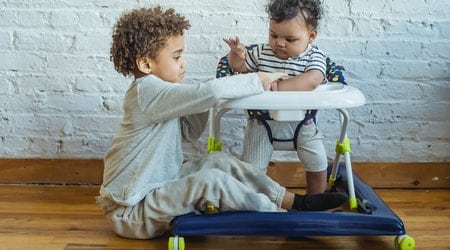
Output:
top-left (171, 164), bottom-right (406, 237)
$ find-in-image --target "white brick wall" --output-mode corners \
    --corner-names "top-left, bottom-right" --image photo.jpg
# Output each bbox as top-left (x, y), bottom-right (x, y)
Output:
top-left (0, 0), bottom-right (449, 162)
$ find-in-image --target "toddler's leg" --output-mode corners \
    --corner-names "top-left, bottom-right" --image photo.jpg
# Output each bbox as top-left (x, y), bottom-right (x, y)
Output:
top-left (181, 152), bottom-right (347, 212)
top-left (144, 168), bottom-right (278, 230)
top-left (241, 119), bottom-right (273, 173)
top-left (296, 123), bottom-right (328, 194)
top-left (181, 152), bottom-right (286, 207)
top-left (103, 168), bottom-right (279, 239)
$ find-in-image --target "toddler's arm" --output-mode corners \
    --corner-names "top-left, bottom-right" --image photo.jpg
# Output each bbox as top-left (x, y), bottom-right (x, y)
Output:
top-left (223, 37), bottom-right (251, 73)
top-left (256, 72), bottom-right (288, 91)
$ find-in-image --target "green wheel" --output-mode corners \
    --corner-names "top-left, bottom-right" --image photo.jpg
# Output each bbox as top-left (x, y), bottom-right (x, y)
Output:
top-left (395, 235), bottom-right (415, 250)
top-left (168, 236), bottom-right (185, 250)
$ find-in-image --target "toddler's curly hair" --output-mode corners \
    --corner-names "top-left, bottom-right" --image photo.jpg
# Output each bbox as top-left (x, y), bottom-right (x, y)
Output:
top-left (268, 0), bottom-right (323, 30)
top-left (110, 7), bottom-right (190, 77)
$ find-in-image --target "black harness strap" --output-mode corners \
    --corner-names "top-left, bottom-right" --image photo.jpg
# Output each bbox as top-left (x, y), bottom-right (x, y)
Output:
top-left (247, 109), bottom-right (318, 150)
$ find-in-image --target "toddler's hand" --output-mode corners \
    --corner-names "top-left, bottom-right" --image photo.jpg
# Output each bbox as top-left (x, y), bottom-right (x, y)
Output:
top-left (223, 37), bottom-right (246, 59)
top-left (269, 81), bottom-right (279, 91)
top-left (256, 72), bottom-right (288, 91)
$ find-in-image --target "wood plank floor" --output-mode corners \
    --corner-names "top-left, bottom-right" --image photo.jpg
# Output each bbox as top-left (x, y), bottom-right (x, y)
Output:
top-left (0, 185), bottom-right (448, 250)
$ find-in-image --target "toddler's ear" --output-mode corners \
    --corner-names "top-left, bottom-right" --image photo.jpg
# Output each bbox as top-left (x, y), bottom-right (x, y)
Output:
top-left (136, 57), bottom-right (152, 74)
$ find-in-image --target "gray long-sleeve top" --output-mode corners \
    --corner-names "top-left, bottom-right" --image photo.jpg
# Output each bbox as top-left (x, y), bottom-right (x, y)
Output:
top-left (99, 73), bottom-right (264, 206)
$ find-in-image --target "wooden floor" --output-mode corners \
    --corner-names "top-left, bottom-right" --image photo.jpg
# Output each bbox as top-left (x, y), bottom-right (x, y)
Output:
top-left (0, 185), bottom-right (448, 250)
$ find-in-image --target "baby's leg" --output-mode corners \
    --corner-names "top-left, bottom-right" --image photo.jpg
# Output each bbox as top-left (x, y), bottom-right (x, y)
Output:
top-left (296, 123), bottom-right (328, 194)
top-left (241, 119), bottom-right (273, 173)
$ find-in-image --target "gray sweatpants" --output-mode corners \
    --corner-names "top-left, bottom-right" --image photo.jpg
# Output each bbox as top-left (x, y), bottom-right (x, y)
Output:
top-left (97, 152), bottom-right (286, 239)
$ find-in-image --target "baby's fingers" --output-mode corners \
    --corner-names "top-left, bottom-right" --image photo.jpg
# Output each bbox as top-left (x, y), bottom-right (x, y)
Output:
top-left (222, 38), bottom-right (232, 45)
top-left (223, 37), bottom-right (236, 45)
top-left (234, 36), bottom-right (241, 44)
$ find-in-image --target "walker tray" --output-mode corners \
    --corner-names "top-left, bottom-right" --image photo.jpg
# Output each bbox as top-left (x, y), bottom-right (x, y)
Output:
top-left (221, 84), bottom-right (366, 110)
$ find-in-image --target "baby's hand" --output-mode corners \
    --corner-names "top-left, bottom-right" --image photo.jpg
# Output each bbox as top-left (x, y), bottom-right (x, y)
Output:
top-left (223, 37), bottom-right (246, 60)
top-left (256, 72), bottom-right (288, 91)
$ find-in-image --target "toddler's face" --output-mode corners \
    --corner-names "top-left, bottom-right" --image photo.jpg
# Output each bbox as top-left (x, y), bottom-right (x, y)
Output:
top-left (268, 17), bottom-right (317, 59)
top-left (149, 35), bottom-right (187, 83)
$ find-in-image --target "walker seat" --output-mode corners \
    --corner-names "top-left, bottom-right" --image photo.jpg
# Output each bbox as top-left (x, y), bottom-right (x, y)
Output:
top-left (216, 53), bottom-right (348, 150)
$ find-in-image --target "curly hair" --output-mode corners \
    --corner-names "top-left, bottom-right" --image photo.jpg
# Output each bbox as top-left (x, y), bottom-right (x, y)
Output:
top-left (267, 0), bottom-right (323, 29)
top-left (110, 7), bottom-right (191, 77)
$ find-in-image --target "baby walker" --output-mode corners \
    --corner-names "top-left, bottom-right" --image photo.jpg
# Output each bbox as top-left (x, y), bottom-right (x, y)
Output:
top-left (167, 56), bottom-right (415, 250)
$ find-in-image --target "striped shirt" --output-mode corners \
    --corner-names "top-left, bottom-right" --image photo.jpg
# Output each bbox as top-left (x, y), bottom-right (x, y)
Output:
top-left (245, 43), bottom-right (326, 79)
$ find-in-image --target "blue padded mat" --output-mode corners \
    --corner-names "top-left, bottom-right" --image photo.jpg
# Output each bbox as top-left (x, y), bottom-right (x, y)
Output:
top-left (171, 164), bottom-right (406, 237)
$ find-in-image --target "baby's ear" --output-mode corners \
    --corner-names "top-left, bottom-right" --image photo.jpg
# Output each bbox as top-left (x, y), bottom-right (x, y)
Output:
top-left (136, 57), bottom-right (152, 74)
top-left (308, 30), bottom-right (318, 43)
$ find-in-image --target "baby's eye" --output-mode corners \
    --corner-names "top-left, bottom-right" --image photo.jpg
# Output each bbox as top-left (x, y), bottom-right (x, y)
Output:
top-left (286, 38), bottom-right (297, 43)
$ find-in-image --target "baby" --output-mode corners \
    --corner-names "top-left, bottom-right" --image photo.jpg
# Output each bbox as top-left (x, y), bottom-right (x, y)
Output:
top-left (224, 0), bottom-right (329, 194)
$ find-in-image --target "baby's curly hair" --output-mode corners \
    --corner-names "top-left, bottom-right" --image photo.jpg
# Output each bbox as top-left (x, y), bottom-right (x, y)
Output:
top-left (110, 7), bottom-right (190, 77)
top-left (268, 0), bottom-right (323, 29)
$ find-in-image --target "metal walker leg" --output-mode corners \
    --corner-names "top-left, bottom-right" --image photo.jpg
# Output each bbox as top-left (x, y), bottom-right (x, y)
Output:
top-left (207, 107), bottom-right (229, 153)
top-left (328, 109), bottom-right (357, 211)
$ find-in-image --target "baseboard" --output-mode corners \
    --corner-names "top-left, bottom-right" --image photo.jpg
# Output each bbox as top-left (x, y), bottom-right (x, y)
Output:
top-left (267, 161), bottom-right (449, 188)
top-left (0, 159), bottom-right (448, 188)
top-left (0, 159), bottom-right (103, 186)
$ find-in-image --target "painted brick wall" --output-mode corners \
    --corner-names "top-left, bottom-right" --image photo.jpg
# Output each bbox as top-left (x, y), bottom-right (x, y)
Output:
top-left (0, 0), bottom-right (448, 162)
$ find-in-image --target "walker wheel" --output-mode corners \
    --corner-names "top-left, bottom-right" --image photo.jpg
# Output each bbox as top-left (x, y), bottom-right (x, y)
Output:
top-left (394, 235), bottom-right (415, 250)
top-left (168, 236), bottom-right (185, 250)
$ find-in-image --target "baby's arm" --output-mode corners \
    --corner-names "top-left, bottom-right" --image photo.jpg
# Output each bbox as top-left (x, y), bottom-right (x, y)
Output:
top-left (276, 70), bottom-right (324, 91)
top-left (223, 37), bottom-right (251, 73)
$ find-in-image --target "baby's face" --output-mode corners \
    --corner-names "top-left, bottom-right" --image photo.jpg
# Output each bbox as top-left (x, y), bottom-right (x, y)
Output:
top-left (268, 17), bottom-right (317, 59)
